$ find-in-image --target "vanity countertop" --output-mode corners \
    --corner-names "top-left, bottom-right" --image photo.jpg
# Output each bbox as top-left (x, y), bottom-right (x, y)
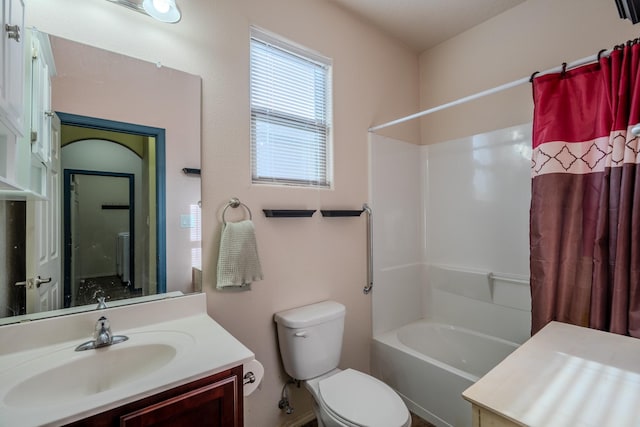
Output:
top-left (463, 321), bottom-right (640, 426)
top-left (0, 293), bottom-right (254, 427)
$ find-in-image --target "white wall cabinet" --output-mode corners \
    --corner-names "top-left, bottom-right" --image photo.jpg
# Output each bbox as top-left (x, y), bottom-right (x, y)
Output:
top-left (27, 29), bottom-right (56, 197)
top-left (0, 0), bottom-right (24, 190)
top-left (1, 0), bottom-right (24, 134)
top-left (0, 22), bottom-right (56, 198)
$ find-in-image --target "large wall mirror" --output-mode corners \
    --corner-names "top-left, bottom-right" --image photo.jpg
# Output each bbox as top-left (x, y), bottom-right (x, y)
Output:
top-left (0, 32), bottom-right (202, 325)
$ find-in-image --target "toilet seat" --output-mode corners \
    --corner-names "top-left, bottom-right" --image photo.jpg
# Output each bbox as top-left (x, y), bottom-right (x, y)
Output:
top-left (317, 369), bottom-right (410, 427)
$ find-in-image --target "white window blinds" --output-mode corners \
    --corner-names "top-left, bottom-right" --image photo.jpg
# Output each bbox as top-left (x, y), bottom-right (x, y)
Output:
top-left (250, 28), bottom-right (332, 188)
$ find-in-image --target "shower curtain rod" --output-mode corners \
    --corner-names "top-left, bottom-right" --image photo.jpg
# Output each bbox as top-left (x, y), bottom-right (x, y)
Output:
top-left (368, 49), bottom-right (613, 133)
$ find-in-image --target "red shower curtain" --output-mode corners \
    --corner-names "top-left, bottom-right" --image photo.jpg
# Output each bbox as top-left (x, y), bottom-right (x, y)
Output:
top-left (530, 41), bottom-right (640, 337)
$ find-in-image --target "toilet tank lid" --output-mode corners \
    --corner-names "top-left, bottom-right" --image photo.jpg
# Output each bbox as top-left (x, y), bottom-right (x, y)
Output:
top-left (274, 301), bottom-right (345, 328)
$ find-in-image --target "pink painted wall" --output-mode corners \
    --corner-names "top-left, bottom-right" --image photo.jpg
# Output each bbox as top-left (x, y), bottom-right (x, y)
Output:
top-left (28, 0), bottom-right (420, 425)
top-left (418, 0), bottom-right (640, 145)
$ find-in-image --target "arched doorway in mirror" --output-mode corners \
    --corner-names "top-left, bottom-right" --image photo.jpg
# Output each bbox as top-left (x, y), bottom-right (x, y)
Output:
top-left (58, 112), bottom-right (166, 308)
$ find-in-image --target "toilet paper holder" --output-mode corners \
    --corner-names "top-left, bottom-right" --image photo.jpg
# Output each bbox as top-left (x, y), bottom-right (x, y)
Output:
top-left (243, 371), bottom-right (256, 385)
top-left (243, 359), bottom-right (264, 396)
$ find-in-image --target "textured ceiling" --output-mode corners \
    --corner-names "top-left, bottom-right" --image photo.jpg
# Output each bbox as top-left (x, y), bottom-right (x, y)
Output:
top-left (329, 0), bottom-right (526, 52)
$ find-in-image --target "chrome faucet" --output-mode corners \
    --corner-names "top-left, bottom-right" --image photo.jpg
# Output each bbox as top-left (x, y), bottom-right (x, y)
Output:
top-left (96, 296), bottom-right (108, 310)
top-left (94, 316), bottom-right (112, 347)
top-left (75, 316), bottom-right (129, 351)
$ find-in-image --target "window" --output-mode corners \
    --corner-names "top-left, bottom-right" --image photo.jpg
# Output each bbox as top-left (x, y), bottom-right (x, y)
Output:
top-left (250, 27), bottom-right (332, 188)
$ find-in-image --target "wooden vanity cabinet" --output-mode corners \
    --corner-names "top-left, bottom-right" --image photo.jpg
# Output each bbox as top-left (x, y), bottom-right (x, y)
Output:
top-left (64, 365), bottom-right (243, 427)
top-left (471, 404), bottom-right (520, 427)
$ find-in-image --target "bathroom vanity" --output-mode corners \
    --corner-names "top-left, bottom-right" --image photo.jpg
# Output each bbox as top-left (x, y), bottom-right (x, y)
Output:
top-left (463, 321), bottom-right (640, 426)
top-left (0, 293), bottom-right (255, 427)
top-left (64, 366), bottom-right (243, 426)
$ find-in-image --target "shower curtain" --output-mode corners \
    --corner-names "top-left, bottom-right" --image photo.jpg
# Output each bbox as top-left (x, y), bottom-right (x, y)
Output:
top-left (530, 41), bottom-right (640, 337)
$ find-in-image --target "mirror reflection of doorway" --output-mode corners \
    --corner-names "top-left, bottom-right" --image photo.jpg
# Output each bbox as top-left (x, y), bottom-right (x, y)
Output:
top-left (64, 171), bottom-right (136, 306)
top-left (59, 113), bottom-right (166, 309)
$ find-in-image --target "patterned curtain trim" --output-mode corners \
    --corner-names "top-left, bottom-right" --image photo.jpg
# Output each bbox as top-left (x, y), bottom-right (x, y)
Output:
top-left (532, 128), bottom-right (640, 177)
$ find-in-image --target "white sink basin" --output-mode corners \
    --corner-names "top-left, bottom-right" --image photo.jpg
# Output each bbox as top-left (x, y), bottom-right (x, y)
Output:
top-left (0, 296), bottom-right (256, 427)
top-left (2, 330), bottom-right (194, 408)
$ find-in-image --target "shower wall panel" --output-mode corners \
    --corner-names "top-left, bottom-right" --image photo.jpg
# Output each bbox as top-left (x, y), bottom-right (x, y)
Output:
top-left (370, 124), bottom-right (532, 335)
top-left (370, 134), bottom-right (425, 335)
top-left (425, 124), bottom-right (531, 274)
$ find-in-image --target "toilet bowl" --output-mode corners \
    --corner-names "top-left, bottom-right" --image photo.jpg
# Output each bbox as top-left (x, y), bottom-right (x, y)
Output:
top-left (305, 369), bottom-right (411, 427)
top-left (274, 301), bottom-right (411, 427)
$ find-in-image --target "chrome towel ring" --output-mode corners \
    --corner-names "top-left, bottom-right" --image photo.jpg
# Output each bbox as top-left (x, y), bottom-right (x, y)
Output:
top-left (222, 197), bottom-right (253, 224)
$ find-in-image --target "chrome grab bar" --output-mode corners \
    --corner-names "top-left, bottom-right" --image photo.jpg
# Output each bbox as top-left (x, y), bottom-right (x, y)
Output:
top-left (488, 272), bottom-right (529, 286)
top-left (363, 204), bottom-right (373, 294)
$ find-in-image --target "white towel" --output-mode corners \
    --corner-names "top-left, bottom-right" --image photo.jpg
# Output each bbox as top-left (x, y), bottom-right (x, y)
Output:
top-left (216, 220), bottom-right (263, 288)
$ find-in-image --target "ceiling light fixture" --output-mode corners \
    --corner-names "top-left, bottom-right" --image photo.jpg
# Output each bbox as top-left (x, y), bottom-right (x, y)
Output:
top-left (142, 0), bottom-right (181, 23)
top-left (106, 0), bottom-right (181, 24)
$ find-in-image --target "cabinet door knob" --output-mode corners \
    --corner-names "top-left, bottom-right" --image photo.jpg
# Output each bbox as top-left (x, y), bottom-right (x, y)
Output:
top-left (5, 24), bottom-right (20, 42)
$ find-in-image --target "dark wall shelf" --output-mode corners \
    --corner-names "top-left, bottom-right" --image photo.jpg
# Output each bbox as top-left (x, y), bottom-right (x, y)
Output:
top-left (182, 168), bottom-right (201, 176)
top-left (102, 205), bottom-right (130, 210)
top-left (320, 209), bottom-right (364, 217)
top-left (262, 209), bottom-right (316, 218)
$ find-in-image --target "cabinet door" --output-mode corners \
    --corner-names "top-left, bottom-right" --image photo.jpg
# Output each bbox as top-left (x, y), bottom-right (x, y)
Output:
top-left (62, 367), bottom-right (243, 427)
top-left (471, 405), bottom-right (520, 427)
top-left (0, 0), bottom-right (6, 108)
top-left (121, 375), bottom-right (240, 427)
top-left (1, 0), bottom-right (25, 134)
top-left (30, 33), bottom-right (51, 163)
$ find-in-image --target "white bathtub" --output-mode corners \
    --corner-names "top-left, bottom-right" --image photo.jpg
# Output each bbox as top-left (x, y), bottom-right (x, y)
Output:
top-left (371, 320), bottom-right (519, 427)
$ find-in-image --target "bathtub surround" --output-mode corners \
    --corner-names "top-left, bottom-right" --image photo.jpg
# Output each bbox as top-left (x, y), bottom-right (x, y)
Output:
top-left (427, 265), bottom-right (530, 344)
top-left (372, 321), bottom-right (519, 427)
top-left (370, 267), bottom-right (525, 426)
top-left (370, 125), bottom-right (531, 426)
top-left (369, 133), bottom-right (425, 336)
top-left (369, 125), bottom-right (532, 337)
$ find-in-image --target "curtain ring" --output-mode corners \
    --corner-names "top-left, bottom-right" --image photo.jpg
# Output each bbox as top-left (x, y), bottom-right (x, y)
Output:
top-left (597, 49), bottom-right (607, 61)
top-left (529, 71), bottom-right (540, 83)
top-left (560, 62), bottom-right (567, 77)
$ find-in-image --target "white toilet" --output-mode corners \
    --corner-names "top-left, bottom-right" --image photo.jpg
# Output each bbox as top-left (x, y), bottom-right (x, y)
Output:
top-left (274, 300), bottom-right (411, 427)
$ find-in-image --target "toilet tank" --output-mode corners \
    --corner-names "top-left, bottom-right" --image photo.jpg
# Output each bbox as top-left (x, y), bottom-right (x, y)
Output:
top-left (274, 301), bottom-right (346, 380)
